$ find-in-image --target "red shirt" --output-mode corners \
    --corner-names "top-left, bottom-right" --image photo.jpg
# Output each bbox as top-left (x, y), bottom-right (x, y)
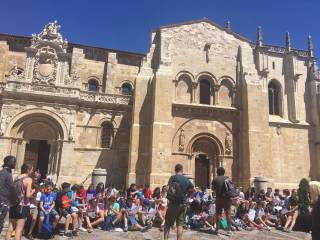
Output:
top-left (143, 188), bottom-right (153, 199)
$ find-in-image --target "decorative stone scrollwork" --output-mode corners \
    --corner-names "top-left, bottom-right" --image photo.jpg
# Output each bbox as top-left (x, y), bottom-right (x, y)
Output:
top-left (225, 132), bottom-right (232, 155)
top-left (33, 47), bottom-right (58, 85)
top-left (26, 21), bottom-right (70, 86)
top-left (31, 21), bottom-right (68, 51)
top-left (5, 63), bottom-right (25, 81)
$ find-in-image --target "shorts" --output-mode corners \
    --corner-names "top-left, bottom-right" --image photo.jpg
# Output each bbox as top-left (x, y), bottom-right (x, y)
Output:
top-left (30, 207), bottom-right (38, 220)
top-left (216, 197), bottom-right (232, 215)
top-left (9, 205), bottom-right (30, 219)
top-left (71, 207), bottom-right (79, 213)
top-left (39, 209), bottom-right (59, 218)
top-left (165, 203), bottom-right (186, 227)
top-left (127, 215), bottom-right (138, 226)
top-left (60, 208), bottom-right (73, 218)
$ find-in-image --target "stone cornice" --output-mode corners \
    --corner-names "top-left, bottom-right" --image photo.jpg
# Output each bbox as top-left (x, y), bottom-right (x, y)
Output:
top-left (0, 80), bottom-right (132, 110)
top-left (255, 44), bottom-right (313, 59)
top-left (172, 102), bottom-right (239, 117)
top-left (269, 118), bottom-right (310, 129)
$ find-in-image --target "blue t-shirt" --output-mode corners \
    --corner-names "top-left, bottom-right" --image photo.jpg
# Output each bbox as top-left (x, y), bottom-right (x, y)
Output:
top-left (40, 192), bottom-right (57, 211)
top-left (86, 189), bottom-right (96, 201)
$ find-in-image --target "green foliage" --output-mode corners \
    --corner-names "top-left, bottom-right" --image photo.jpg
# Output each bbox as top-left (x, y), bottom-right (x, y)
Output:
top-left (297, 178), bottom-right (310, 214)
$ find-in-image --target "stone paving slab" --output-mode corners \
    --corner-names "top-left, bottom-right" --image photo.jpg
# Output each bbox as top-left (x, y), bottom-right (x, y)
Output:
top-left (4, 228), bottom-right (309, 240)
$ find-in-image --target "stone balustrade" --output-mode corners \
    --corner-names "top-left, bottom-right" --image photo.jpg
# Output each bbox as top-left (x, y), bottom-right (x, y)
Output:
top-left (1, 80), bottom-right (132, 105)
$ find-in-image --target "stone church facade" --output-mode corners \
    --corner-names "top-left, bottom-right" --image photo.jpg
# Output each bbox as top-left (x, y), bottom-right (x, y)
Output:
top-left (0, 19), bottom-right (319, 189)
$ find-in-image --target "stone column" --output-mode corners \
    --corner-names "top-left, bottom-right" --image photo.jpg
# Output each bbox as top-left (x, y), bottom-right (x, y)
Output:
top-left (15, 139), bottom-right (24, 171)
top-left (192, 82), bottom-right (198, 103)
top-left (214, 85), bottom-right (220, 105)
top-left (127, 64), bottom-right (153, 186)
top-left (148, 66), bottom-right (173, 188)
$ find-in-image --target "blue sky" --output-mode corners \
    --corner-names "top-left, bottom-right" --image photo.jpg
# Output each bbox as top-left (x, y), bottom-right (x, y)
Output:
top-left (1, 0), bottom-right (319, 59)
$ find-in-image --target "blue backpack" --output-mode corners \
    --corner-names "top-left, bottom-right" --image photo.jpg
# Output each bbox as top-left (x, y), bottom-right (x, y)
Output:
top-left (39, 215), bottom-right (53, 239)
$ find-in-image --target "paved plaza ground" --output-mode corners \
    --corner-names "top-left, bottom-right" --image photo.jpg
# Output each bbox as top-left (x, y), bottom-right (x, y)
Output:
top-left (2, 228), bottom-right (311, 240)
top-left (51, 229), bottom-right (312, 240)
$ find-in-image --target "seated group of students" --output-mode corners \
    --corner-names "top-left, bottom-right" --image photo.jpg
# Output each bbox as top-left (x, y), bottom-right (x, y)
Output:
top-left (186, 187), bottom-right (301, 234)
top-left (25, 181), bottom-right (167, 239)
top-left (17, 176), bottom-right (302, 239)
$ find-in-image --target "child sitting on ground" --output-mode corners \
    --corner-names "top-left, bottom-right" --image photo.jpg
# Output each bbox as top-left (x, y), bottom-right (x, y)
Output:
top-left (85, 198), bottom-right (104, 233)
top-left (59, 182), bottom-right (78, 237)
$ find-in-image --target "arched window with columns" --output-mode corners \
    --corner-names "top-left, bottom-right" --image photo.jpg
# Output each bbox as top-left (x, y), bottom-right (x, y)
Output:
top-left (121, 82), bottom-right (133, 95)
top-left (101, 122), bottom-right (113, 148)
top-left (88, 79), bottom-right (99, 92)
top-left (268, 80), bottom-right (282, 115)
top-left (219, 79), bottom-right (233, 107)
top-left (199, 79), bottom-right (211, 105)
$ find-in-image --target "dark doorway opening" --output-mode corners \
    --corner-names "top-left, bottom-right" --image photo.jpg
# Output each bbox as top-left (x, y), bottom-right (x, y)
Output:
top-left (24, 140), bottom-right (50, 179)
top-left (195, 154), bottom-right (210, 190)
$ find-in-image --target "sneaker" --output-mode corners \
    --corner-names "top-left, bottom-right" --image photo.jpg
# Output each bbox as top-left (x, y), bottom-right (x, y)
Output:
top-left (265, 226), bottom-right (271, 231)
top-left (123, 226), bottom-right (128, 232)
top-left (78, 227), bottom-right (87, 232)
top-left (209, 226), bottom-right (216, 233)
top-left (212, 229), bottom-right (220, 235)
top-left (141, 225), bottom-right (151, 233)
top-left (62, 231), bottom-right (73, 238)
top-left (72, 230), bottom-right (79, 236)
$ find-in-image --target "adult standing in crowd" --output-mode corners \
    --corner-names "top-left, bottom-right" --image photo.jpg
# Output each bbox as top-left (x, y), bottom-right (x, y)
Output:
top-left (0, 155), bottom-right (16, 234)
top-left (5, 163), bottom-right (34, 240)
top-left (212, 167), bottom-right (232, 236)
top-left (164, 164), bottom-right (194, 240)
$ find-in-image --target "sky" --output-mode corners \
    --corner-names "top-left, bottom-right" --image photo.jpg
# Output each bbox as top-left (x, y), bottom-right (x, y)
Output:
top-left (1, 0), bottom-right (319, 59)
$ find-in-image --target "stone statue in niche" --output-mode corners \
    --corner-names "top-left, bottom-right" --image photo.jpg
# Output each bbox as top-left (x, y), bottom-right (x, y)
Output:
top-left (0, 116), bottom-right (4, 136)
top-left (204, 43), bottom-right (212, 63)
top-left (68, 122), bottom-right (74, 141)
top-left (225, 132), bottom-right (232, 155)
top-left (178, 129), bottom-right (185, 152)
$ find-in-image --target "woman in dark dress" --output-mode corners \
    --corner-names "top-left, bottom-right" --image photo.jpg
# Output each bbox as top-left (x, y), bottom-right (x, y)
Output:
top-left (310, 181), bottom-right (320, 240)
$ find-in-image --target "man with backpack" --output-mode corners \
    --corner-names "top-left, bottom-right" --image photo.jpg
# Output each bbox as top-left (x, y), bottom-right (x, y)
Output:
top-left (164, 164), bottom-right (194, 240)
top-left (212, 167), bottom-right (237, 236)
top-left (0, 155), bottom-right (16, 234)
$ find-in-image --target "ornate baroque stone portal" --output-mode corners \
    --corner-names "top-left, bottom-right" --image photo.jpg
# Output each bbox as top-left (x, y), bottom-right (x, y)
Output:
top-left (23, 21), bottom-right (74, 86)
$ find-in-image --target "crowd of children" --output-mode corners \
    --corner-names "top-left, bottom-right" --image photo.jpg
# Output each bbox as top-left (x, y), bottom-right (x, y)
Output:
top-left (16, 178), bottom-right (310, 239)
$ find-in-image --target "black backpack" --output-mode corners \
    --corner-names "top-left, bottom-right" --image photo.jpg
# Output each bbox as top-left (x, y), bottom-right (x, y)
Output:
top-left (8, 176), bottom-right (27, 207)
top-left (222, 177), bottom-right (238, 199)
top-left (167, 176), bottom-right (183, 204)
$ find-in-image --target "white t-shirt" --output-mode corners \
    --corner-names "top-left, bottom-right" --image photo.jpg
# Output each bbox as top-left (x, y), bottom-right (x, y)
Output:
top-left (256, 208), bottom-right (265, 219)
top-left (208, 203), bottom-right (216, 216)
top-left (30, 191), bottom-right (42, 209)
top-left (248, 209), bottom-right (256, 221)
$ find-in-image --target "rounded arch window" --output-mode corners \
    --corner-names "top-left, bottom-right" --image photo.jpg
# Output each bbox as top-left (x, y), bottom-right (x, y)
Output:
top-left (88, 79), bottom-right (99, 92)
top-left (199, 79), bottom-right (211, 105)
top-left (121, 82), bottom-right (133, 95)
top-left (101, 122), bottom-right (113, 148)
top-left (268, 81), bottom-right (282, 115)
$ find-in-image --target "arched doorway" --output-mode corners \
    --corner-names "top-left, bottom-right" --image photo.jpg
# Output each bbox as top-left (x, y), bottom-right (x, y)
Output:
top-left (195, 154), bottom-right (210, 190)
top-left (191, 135), bottom-right (222, 190)
top-left (8, 111), bottom-right (66, 181)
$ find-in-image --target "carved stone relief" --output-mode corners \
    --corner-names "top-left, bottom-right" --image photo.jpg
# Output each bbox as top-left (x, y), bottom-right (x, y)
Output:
top-left (24, 21), bottom-right (71, 86)
top-left (225, 132), bottom-right (232, 155)
top-left (178, 129), bottom-right (186, 152)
